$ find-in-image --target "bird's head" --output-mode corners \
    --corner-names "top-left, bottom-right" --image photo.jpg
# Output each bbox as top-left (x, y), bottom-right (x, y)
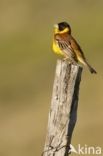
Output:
top-left (54, 22), bottom-right (71, 34)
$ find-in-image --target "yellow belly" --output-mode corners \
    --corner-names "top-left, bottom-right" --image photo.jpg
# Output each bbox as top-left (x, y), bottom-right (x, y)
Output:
top-left (52, 40), bottom-right (64, 56)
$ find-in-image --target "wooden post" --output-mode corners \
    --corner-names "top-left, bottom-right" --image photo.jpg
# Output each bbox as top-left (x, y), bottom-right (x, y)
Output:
top-left (42, 59), bottom-right (82, 156)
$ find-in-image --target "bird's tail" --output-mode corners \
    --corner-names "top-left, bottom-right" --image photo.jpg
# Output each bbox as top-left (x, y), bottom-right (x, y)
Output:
top-left (87, 63), bottom-right (97, 74)
top-left (78, 57), bottom-right (97, 74)
top-left (84, 60), bottom-right (97, 74)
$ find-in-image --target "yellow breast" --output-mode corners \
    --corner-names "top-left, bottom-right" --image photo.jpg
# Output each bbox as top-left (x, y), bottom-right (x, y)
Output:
top-left (52, 40), bottom-right (64, 56)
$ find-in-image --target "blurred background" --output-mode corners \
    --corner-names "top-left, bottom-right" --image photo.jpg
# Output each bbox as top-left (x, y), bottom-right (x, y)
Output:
top-left (0, 0), bottom-right (103, 156)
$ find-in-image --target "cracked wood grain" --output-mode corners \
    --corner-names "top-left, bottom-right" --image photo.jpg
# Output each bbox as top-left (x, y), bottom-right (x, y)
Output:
top-left (43, 59), bottom-right (82, 156)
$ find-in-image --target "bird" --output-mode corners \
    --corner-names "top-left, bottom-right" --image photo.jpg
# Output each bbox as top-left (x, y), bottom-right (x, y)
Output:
top-left (52, 21), bottom-right (97, 74)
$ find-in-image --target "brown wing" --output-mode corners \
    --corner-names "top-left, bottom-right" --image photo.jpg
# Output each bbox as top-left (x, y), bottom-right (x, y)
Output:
top-left (55, 34), bottom-right (77, 60)
top-left (70, 36), bottom-right (86, 60)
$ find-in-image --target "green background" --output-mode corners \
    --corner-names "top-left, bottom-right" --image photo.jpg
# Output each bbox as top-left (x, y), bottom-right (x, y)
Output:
top-left (0, 0), bottom-right (103, 156)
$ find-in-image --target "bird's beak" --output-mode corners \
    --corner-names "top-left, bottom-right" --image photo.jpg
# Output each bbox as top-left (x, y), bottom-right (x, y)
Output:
top-left (54, 24), bottom-right (58, 29)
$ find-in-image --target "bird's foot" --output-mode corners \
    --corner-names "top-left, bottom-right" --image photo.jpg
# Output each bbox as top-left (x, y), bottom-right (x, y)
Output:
top-left (63, 58), bottom-right (77, 65)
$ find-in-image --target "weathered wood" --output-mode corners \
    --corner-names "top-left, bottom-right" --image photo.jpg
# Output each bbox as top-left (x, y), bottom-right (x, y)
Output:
top-left (43, 59), bottom-right (82, 156)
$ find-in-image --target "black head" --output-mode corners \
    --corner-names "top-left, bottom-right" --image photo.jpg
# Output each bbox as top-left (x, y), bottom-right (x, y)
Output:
top-left (58, 22), bottom-right (71, 33)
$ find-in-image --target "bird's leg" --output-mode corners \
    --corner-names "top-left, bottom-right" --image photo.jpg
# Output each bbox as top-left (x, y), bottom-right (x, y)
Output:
top-left (63, 57), bottom-right (72, 65)
top-left (63, 57), bottom-right (78, 66)
top-left (71, 59), bottom-right (78, 65)
top-left (63, 56), bottom-right (69, 61)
